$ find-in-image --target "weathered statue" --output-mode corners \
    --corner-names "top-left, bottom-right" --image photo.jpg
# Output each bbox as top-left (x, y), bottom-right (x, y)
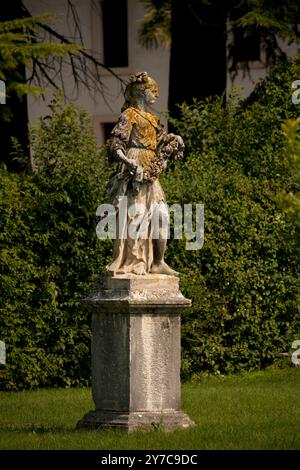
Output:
top-left (106, 71), bottom-right (184, 276)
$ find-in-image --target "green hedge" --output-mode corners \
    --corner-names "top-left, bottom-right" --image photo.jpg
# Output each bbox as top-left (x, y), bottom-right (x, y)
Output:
top-left (0, 99), bottom-right (112, 390)
top-left (1, 56), bottom-right (300, 389)
top-left (162, 55), bottom-right (300, 378)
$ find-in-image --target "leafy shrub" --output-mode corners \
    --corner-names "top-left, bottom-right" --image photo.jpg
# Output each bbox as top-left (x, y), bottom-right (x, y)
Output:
top-left (279, 117), bottom-right (300, 250)
top-left (0, 98), bottom-right (111, 390)
top-left (162, 55), bottom-right (300, 378)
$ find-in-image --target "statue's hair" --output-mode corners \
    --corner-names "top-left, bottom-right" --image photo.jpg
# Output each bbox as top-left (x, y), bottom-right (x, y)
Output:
top-left (121, 71), bottom-right (157, 112)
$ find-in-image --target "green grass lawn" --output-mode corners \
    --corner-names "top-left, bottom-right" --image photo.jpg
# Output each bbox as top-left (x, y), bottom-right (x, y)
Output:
top-left (0, 368), bottom-right (299, 450)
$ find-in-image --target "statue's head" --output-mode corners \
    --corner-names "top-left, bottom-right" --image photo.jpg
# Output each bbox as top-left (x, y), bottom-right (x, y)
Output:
top-left (122, 72), bottom-right (158, 110)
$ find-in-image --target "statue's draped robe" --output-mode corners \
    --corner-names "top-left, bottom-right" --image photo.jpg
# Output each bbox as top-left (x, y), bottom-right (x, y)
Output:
top-left (106, 106), bottom-right (167, 275)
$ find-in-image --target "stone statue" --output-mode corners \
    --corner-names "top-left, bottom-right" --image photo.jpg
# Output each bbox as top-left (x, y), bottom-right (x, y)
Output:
top-left (78, 74), bottom-right (193, 431)
top-left (106, 71), bottom-right (184, 276)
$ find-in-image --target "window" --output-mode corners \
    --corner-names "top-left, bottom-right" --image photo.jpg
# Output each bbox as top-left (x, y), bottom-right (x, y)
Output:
top-left (232, 28), bottom-right (261, 62)
top-left (103, 122), bottom-right (116, 142)
top-left (102, 0), bottom-right (128, 68)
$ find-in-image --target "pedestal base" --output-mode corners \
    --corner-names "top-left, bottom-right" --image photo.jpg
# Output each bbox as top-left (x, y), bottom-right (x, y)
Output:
top-left (77, 409), bottom-right (195, 432)
top-left (77, 274), bottom-right (195, 433)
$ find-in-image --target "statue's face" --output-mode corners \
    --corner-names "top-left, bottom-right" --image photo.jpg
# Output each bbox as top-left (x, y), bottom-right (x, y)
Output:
top-left (144, 80), bottom-right (159, 105)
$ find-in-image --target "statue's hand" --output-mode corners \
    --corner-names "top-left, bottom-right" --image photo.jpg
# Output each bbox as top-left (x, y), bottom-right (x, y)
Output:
top-left (175, 135), bottom-right (184, 148)
top-left (126, 159), bottom-right (138, 174)
top-left (168, 134), bottom-right (184, 149)
top-left (168, 134), bottom-right (185, 161)
top-left (126, 159), bottom-right (144, 182)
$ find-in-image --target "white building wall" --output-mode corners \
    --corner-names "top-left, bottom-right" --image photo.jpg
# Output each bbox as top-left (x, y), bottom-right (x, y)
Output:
top-left (25, 1), bottom-right (299, 141)
top-left (25, 0), bottom-right (170, 144)
top-left (226, 33), bottom-right (299, 99)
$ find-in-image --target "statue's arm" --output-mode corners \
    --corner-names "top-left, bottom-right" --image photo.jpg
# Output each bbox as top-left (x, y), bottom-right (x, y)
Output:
top-left (107, 112), bottom-right (133, 166)
top-left (107, 111), bottom-right (143, 179)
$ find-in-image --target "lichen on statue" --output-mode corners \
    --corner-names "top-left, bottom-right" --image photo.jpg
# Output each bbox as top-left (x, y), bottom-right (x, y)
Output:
top-left (106, 71), bottom-right (184, 276)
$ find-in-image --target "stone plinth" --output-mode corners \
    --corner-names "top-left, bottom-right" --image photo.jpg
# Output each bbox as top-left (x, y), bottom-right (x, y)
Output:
top-left (76, 274), bottom-right (195, 432)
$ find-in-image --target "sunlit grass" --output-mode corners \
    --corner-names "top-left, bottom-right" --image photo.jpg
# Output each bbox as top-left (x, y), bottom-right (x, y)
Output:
top-left (0, 368), bottom-right (299, 450)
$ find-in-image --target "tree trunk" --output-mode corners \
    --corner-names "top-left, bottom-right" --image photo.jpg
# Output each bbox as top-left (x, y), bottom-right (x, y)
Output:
top-left (168, 0), bottom-right (227, 120)
top-left (0, 1), bottom-right (29, 172)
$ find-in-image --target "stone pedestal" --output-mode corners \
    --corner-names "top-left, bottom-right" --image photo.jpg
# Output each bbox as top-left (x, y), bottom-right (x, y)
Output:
top-left (77, 274), bottom-right (195, 432)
